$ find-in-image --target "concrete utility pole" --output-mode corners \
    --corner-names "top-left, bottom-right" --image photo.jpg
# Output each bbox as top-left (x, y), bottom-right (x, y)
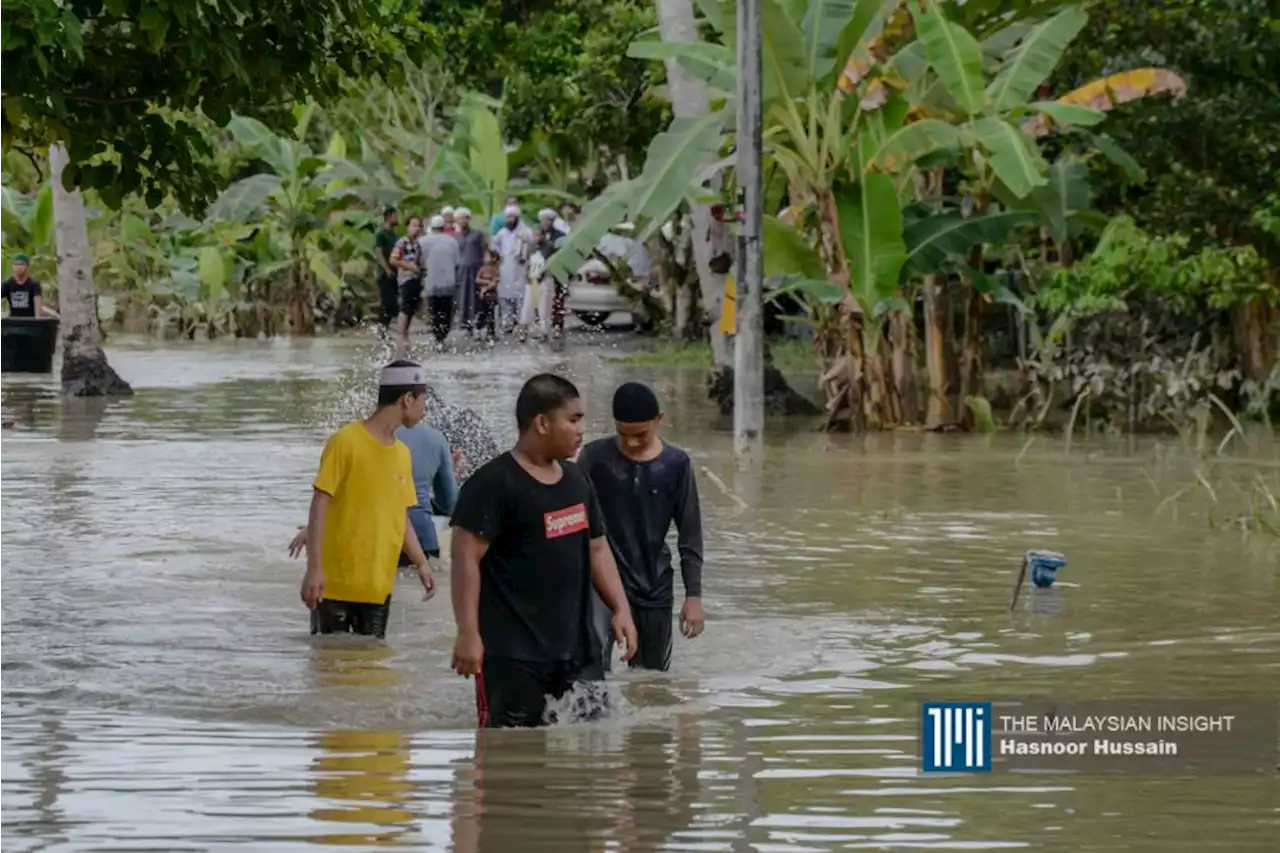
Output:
top-left (733, 0), bottom-right (765, 461)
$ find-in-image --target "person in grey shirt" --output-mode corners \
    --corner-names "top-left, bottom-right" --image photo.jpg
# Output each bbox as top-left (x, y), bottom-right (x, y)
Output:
top-left (419, 215), bottom-right (461, 345)
top-left (394, 419), bottom-right (459, 558)
top-left (454, 207), bottom-right (488, 335)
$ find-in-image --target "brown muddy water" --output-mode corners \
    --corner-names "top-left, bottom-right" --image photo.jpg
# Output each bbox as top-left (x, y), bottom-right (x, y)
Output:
top-left (2, 333), bottom-right (1277, 852)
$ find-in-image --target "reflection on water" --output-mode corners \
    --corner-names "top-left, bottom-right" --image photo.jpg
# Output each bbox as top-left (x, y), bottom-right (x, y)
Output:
top-left (310, 730), bottom-right (415, 845)
top-left (3, 334), bottom-right (1278, 851)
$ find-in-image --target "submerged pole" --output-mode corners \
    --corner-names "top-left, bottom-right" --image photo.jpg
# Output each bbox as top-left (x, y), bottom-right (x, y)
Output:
top-left (733, 0), bottom-right (764, 462)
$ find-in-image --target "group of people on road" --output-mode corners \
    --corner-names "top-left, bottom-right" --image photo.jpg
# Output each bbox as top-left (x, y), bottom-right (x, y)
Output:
top-left (291, 364), bottom-right (705, 728)
top-left (374, 201), bottom-right (580, 357)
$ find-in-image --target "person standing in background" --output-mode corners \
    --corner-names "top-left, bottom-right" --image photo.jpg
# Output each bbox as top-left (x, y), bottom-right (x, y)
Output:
top-left (531, 209), bottom-right (568, 344)
top-left (491, 205), bottom-right (530, 335)
top-left (473, 249), bottom-right (501, 340)
top-left (372, 208), bottom-right (400, 333)
top-left (555, 202), bottom-right (578, 235)
top-left (440, 206), bottom-right (458, 236)
top-left (490, 196), bottom-right (519, 235)
top-left (2, 253), bottom-right (46, 318)
top-left (577, 382), bottom-right (705, 672)
top-left (390, 216), bottom-right (424, 357)
top-left (454, 208), bottom-right (487, 336)
top-left (420, 215), bottom-right (461, 347)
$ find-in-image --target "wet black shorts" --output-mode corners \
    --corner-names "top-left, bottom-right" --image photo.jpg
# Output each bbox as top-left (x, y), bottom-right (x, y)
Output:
top-left (476, 658), bottom-right (610, 728)
top-left (606, 604), bottom-right (674, 672)
top-left (399, 279), bottom-right (423, 316)
top-left (310, 597), bottom-right (392, 639)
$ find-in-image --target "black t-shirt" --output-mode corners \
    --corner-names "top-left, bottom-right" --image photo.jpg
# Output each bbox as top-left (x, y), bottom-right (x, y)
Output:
top-left (374, 228), bottom-right (398, 282)
top-left (2, 277), bottom-right (41, 317)
top-left (450, 452), bottom-right (605, 663)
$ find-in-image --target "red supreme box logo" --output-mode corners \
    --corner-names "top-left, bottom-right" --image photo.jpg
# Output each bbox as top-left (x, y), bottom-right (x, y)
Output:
top-left (544, 503), bottom-right (588, 539)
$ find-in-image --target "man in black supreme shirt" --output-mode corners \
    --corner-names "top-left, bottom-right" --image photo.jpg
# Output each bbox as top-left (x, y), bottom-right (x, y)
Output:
top-left (577, 381), bottom-right (705, 672)
top-left (449, 373), bottom-right (638, 728)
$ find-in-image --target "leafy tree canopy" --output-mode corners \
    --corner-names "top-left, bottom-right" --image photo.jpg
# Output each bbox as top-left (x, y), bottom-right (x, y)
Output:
top-left (419, 0), bottom-right (668, 169)
top-left (1, 0), bottom-right (428, 210)
top-left (1054, 0), bottom-right (1280, 261)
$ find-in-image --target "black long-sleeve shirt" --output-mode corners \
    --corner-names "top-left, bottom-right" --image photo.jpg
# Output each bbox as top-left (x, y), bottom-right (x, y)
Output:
top-left (577, 437), bottom-right (704, 607)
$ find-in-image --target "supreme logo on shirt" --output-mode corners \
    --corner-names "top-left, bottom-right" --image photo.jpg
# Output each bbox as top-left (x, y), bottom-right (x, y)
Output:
top-left (544, 503), bottom-right (588, 539)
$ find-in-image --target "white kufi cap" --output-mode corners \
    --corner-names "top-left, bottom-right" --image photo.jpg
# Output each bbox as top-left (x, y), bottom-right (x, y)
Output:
top-left (455, 207), bottom-right (471, 218)
top-left (538, 208), bottom-right (557, 220)
top-left (504, 204), bottom-right (521, 217)
top-left (441, 206), bottom-right (455, 216)
top-left (380, 363), bottom-right (426, 387)
top-left (429, 214), bottom-right (446, 229)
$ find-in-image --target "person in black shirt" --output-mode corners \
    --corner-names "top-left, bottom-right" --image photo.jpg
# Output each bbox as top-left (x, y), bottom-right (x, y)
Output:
top-left (449, 373), bottom-right (638, 728)
top-left (373, 207), bottom-right (400, 331)
top-left (577, 382), bottom-right (705, 672)
top-left (2, 253), bottom-right (44, 318)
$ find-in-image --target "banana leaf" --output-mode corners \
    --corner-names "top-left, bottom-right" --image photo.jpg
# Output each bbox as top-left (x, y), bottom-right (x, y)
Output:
top-left (912, 0), bottom-right (987, 116)
top-left (967, 117), bottom-right (1047, 198)
top-left (902, 209), bottom-right (1037, 278)
top-left (986, 5), bottom-right (1088, 112)
top-left (546, 112), bottom-right (727, 282)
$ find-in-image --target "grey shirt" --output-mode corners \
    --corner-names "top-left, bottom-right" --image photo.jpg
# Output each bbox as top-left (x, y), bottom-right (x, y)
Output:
top-left (419, 231), bottom-right (461, 296)
top-left (456, 226), bottom-right (487, 267)
top-left (394, 422), bottom-right (459, 514)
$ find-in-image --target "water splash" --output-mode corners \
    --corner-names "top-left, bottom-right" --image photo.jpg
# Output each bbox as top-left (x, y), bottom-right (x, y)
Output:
top-left (543, 679), bottom-right (623, 727)
top-left (320, 330), bottom-right (501, 481)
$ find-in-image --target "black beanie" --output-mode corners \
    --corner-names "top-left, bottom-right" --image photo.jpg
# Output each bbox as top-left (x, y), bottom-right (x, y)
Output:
top-left (612, 381), bottom-right (660, 423)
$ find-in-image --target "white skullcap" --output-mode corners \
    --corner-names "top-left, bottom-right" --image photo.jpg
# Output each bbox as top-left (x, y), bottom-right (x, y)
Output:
top-left (429, 214), bottom-right (446, 229)
top-left (538, 208), bottom-right (557, 221)
top-left (455, 207), bottom-right (471, 218)
top-left (380, 363), bottom-right (426, 387)
top-left (504, 204), bottom-right (520, 217)
top-left (441, 206), bottom-right (455, 216)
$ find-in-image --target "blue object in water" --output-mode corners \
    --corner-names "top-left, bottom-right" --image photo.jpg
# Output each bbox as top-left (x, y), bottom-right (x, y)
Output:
top-left (1027, 549), bottom-right (1066, 588)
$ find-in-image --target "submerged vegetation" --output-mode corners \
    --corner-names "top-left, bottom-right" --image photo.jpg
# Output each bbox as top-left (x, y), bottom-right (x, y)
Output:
top-left (2, 0), bottom-right (1276, 427)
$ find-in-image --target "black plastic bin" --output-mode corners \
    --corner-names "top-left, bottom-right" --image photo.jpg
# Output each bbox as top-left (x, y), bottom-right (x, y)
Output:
top-left (2, 317), bottom-right (60, 374)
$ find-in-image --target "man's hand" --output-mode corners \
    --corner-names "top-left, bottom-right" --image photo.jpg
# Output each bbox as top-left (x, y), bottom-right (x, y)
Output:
top-left (680, 597), bottom-right (705, 638)
top-left (287, 526), bottom-right (308, 558)
top-left (452, 629), bottom-right (483, 677)
top-left (416, 563), bottom-right (437, 601)
top-left (611, 610), bottom-right (639, 662)
top-left (300, 568), bottom-right (324, 611)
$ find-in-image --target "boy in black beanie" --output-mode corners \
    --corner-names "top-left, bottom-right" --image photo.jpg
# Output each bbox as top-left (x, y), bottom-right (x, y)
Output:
top-left (577, 381), bottom-right (705, 671)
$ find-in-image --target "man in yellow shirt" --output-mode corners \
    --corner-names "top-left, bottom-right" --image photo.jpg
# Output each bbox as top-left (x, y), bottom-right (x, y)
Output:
top-left (301, 360), bottom-right (437, 638)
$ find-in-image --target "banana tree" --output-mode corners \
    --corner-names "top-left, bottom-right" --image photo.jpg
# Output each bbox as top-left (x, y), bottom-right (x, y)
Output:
top-left (204, 103), bottom-right (372, 334)
top-left (437, 94), bottom-right (574, 224)
top-left (548, 0), bottom-right (899, 382)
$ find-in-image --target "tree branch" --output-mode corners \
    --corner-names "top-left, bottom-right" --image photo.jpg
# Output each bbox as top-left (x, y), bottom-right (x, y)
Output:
top-left (16, 148), bottom-right (44, 183)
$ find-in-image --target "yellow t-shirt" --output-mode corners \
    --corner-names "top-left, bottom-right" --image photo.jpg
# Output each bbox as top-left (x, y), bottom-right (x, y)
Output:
top-left (313, 421), bottom-right (416, 604)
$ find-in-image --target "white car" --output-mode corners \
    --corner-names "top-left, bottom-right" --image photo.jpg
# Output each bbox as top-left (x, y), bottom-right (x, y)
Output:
top-left (566, 227), bottom-right (651, 327)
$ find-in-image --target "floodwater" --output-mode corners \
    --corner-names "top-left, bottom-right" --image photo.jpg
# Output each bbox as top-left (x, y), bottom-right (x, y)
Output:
top-left (2, 333), bottom-right (1277, 852)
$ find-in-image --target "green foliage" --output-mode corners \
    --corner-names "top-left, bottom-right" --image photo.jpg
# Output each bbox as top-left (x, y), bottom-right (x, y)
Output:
top-left (1053, 0), bottom-right (1280, 261)
top-left (418, 0), bottom-right (667, 171)
top-left (1, 1), bottom-right (423, 210)
top-left (1, 92), bottom-right (574, 335)
top-left (1039, 215), bottom-right (1275, 317)
top-left (546, 113), bottom-right (727, 282)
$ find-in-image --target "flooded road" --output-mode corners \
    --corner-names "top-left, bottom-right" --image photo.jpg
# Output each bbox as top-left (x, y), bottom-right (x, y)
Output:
top-left (2, 334), bottom-right (1277, 851)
